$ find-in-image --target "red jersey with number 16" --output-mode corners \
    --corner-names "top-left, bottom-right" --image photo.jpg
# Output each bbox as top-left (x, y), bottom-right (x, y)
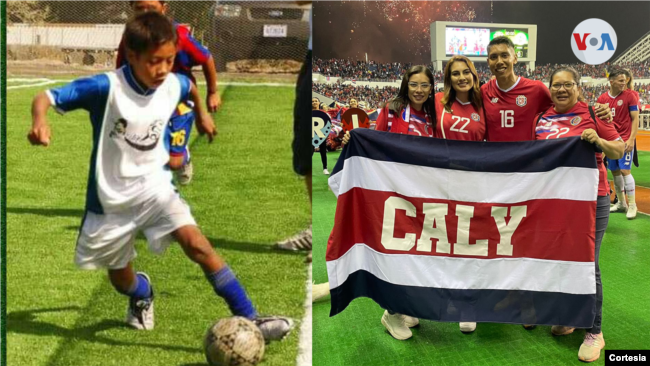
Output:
top-left (482, 77), bottom-right (552, 142)
top-left (433, 92), bottom-right (485, 141)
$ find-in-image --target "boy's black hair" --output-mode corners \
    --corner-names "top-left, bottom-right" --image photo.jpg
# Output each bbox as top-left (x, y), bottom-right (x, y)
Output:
top-left (129, 1), bottom-right (167, 6)
top-left (124, 11), bottom-right (176, 55)
top-left (487, 36), bottom-right (515, 54)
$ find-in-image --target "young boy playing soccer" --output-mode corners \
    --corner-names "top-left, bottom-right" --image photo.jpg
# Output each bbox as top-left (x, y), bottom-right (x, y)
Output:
top-left (116, 0), bottom-right (222, 185)
top-left (28, 12), bottom-right (292, 340)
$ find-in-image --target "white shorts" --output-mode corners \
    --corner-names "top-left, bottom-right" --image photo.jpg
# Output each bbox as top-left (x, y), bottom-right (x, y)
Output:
top-left (75, 190), bottom-right (197, 270)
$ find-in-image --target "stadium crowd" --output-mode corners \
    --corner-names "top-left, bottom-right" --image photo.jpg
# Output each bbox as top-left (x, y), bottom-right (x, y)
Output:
top-left (313, 58), bottom-right (650, 83)
top-left (313, 82), bottom-right (650, 110)
top-left (312, 83), bottom-right (398, 110)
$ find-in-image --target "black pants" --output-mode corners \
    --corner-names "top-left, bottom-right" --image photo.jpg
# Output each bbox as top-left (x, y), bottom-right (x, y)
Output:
top-left (292, 50), bottom-right (312, 176)
top-left (313, 140), bottom-right (327, 170)
top-left (589, 195), bottom-right (609, 334)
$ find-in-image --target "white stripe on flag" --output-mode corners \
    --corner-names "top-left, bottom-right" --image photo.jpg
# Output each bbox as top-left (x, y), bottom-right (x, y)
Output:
top-left (329, 156), bottom-right (598, 203)
top-left (327, 244), bottom-right (595, 295)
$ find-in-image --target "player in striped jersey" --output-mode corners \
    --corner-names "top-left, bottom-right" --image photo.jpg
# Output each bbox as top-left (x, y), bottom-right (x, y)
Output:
top-left (434, 55), bottom-right (486, 142)
top-left (29, 12), bottom-right (292, 341)
top-left (600, 69), bottom-right (641, 219)
top-left (535, 67), bottom-right (623, 363)
top-left (117, 1), bottom-right (221, 185)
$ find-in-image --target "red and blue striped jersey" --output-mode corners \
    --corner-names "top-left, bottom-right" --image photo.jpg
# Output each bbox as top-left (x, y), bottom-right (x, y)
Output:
top-left (117, 22), bottom-right (212, 84)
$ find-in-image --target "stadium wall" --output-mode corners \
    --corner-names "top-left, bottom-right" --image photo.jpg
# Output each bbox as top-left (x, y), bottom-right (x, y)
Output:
top-left (313, 73), bottom-right (444, 90)
top-left (7, 24), bottom-right (124, 50)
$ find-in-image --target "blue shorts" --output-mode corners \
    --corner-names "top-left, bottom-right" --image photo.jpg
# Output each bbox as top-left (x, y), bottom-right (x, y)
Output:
top-left (606, 150), bottom-right (634, 171)
top-left (166, 101), bottom-right (195, 158)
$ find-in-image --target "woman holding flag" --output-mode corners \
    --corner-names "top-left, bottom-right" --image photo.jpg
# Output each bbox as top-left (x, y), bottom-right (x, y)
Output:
top-left (433, 55), bottom-right (485, 334)
top-left (341, 65), bottom-right (437, 340)
top-left (534, 66), bottom-right (623, 363)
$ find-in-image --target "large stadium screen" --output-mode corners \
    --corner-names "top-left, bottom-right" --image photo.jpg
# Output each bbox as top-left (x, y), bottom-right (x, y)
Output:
top-left (490, 29), bottom-right (529, 58)
top-left (445, 27), bottom-right (490, 56)
top-left (445, 27), bottom-right (529, 58)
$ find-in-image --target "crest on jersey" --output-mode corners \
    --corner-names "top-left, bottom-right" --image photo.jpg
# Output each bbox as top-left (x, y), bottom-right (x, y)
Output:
top-left (516, 95), bottom-right (527, 107)
top-left (491, 97), bottom-right (499, 104)
top-left (617, 100), bottom-right (623, 106)
top-left (471, 113), bottom-right (480, 121)
top-left (570, 116), bottom-right (582, 126)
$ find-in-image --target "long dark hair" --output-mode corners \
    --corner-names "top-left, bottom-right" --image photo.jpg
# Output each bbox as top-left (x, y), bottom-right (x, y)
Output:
top-left (388, 65), bottom-right (437, 132)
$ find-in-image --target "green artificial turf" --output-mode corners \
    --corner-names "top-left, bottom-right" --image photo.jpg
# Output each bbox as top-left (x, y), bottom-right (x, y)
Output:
top-left (607, 151), bottom-right (650, 188)
top-left (6, 82), bottom-right (310, 366)
top-left (313, 150), bottom-right (650, 366)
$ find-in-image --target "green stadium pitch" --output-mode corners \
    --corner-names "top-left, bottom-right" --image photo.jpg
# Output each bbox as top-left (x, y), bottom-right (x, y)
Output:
top-left (6, 81), bottom-right (310, 366)
top-left (313, 151), bottom-right (650, 366)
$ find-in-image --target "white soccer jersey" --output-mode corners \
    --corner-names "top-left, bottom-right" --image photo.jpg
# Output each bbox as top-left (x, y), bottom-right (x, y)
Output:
top-left (47, 65), bottom-right (191, 214)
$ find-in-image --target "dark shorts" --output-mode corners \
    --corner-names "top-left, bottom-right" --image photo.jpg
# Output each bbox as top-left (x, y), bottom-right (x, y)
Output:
top-left (292, 50), bottom-right (312, 176)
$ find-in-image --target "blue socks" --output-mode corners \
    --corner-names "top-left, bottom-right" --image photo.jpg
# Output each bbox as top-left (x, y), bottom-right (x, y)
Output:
top-left (118, 273), bottom-right (152, 300)
top-left (207, 266), bottom-right (257, 320)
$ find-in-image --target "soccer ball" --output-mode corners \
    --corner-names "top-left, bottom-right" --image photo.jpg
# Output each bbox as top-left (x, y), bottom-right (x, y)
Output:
top-left (204, 316), bottom-right (265, 366)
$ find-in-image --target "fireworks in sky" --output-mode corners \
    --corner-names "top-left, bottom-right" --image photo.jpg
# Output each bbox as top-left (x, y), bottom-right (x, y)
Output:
top-left (315, 1), bottom-right (488, 62)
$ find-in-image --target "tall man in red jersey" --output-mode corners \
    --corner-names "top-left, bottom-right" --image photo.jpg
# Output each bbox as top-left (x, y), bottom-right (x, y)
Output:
top-left (479, 37), bottom-right (612, 332)
top-left (481, 37), bottom-right (611, 142)
top-left (598, 69), bottom-right (640, 219)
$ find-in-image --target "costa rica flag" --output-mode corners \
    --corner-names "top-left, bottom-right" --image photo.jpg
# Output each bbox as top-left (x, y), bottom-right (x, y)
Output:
top-left (326, 129), bottom-right (599, 328)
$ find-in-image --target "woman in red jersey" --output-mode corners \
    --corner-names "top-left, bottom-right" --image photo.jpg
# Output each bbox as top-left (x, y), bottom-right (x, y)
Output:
top-left (435, 55), bottom-right (485, 141)
top-left (340, 65), bottom-right (437, 341)
top-left (343, 65), bottom-right (437, 144)
top-left (433, 55), bottom-right (485, 335)
top-left (534, 66), bottom-right (623, 363)
top-left (375, 65), bottom-right (436, 137)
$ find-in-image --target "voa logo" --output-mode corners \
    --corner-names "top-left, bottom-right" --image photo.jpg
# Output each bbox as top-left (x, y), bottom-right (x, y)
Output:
top-left (571, 18), bottom-right (617, 65)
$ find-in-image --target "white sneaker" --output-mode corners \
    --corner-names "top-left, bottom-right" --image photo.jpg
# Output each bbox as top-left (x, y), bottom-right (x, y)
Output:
top-left (253, 316), bottom-right (294, 342)
top-left (578, 332), bottom-right (605, 362)
top-left (323, 169), bottom-right (330, 175)
top-left (403, 315), bottom-right (420, 328)
top-left (381, 311), bottom-right (412, 340)
top-left (610, 201), bottom-right (628, 213)
top-left (312, 282), bottom-right (330, 303)
top-left (177, 161), bottom-right (193, 185)
top-left (627, 204), bottom-right (637, 220)
top-left (459, 322), bottom-right (476, 333)
top-left (275, 226), bottom-right (312, 251)
top-left (126, 272), bottom-right (154, 330)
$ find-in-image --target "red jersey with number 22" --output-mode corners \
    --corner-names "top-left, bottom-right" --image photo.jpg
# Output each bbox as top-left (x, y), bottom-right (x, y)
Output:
top-left (482, 77), bottom-right (552, 142)
top-left (433, 92), bottom-right (485, 141)
top-left (534, 101), bottom-right (621, 196)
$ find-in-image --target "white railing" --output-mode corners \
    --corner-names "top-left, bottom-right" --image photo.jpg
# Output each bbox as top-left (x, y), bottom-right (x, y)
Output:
top-left (640, 114), bottom-right (650, 131)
